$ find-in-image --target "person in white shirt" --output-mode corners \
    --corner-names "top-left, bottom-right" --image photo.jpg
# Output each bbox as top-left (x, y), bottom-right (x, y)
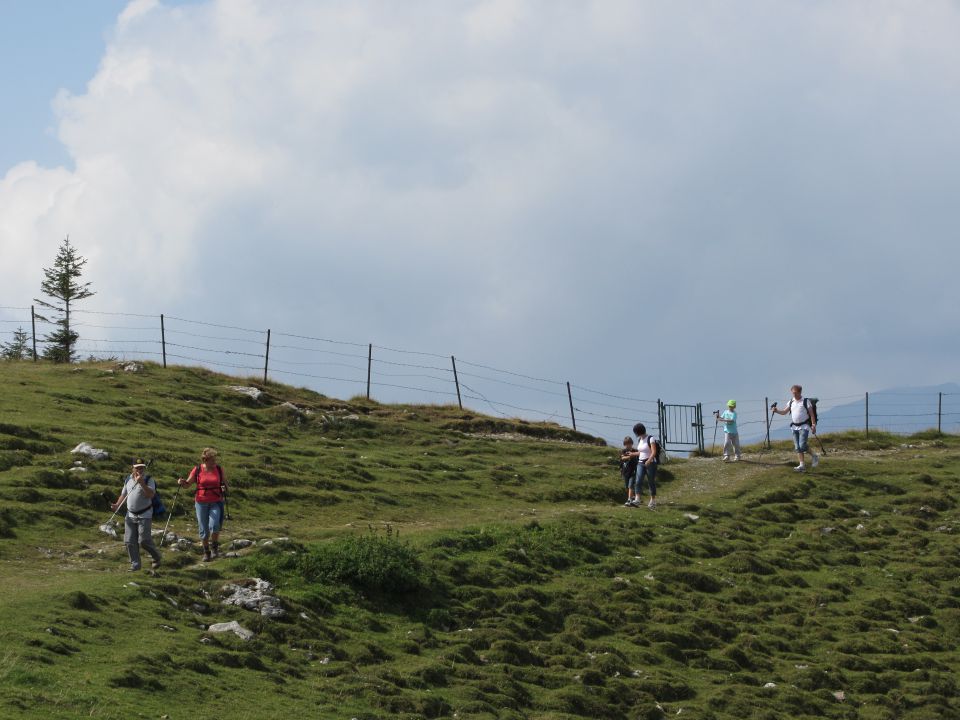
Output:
top-left (771, 385), bottom-right (820, 472)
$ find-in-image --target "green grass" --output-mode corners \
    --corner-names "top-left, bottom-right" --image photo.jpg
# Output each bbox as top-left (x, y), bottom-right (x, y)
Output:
top-left (1, 360), bottom-right (959, 719)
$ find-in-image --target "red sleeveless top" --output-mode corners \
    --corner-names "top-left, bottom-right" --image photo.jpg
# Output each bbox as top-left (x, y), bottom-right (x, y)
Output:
top-left (192, 465), bottom-right (224, 503)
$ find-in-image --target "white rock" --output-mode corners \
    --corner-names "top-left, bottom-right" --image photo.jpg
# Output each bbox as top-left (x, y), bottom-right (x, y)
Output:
top-left (120, 362), bottom-right (143, 373)
top-left (229, 386), bottom-right (262, 401)
top-left (684, 513), bottom-right (700, 521)
top-left (71, 442), bottom-right (109, 461)
top-left (69, 466), bottom-right (88, 473)
top-left (207, 621), bottom-right (254, 641)
top-left (763, 682), bottom-right (777, 689)
top-left (833, 691), bottom-right (846, 701)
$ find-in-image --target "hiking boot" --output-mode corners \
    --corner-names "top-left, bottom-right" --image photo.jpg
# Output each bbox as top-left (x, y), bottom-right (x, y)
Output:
top-left (735, 455), bottom-right (742, 461)
top-left (624, 500), bottom-right (633, 507)
top-left (211, 541), bottom-right (220, 558)
top-left (722, 456), bottom-right (730, 462)
top-left (202, 549), bottom-right (212, 562)
top-left (793, 464), bottom-right (805, 472)
top-left (811, 453), bottom-right (820, 468)
top-left (128, 565), bottom-right (140, 572)
top-left (647, 499), bottom-right (657, 509)
top-left (151, 558), bottom-right (161, 570)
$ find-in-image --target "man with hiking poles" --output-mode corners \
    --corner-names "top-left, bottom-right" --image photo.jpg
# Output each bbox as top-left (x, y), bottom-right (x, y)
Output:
top-left (771, 385), bottom-right (820, 472)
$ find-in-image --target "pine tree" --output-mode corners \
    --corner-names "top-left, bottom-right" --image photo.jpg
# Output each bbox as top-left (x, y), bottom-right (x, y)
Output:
top-left (34, 236), bottom-right (95, 363)
top-left (0, 326), bottom-right (31, 361)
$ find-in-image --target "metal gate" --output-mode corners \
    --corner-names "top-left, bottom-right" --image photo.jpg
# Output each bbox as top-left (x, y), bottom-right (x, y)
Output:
top-left (657, 401), bottom-right (705, 455)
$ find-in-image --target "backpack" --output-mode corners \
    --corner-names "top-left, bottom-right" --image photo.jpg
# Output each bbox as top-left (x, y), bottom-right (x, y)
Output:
top-left (151, 481), bottom-right (167, 517)
top-left (641, 436), bottom-right (663, 464)
top-left (789, 397), bottom-right (819, 426)
top-left (651, 436), bottom-right (664, 463)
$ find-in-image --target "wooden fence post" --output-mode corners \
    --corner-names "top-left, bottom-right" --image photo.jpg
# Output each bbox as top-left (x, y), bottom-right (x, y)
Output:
top-left (366, 344), bottom-right (372, 400)
top-left (30, 305), bottom-right (37, 361)
top-left (451, 356), bottom-right (462, 410)
top-left (938, 392), bottom-right (942, 433)
top-left (764, 396), bottom-right (770, 449)
top-left (160, 314), bottom-right (167, 368)
top-left (263, 329), bottom-right (271, 383)
top-left (567, 382), bottom-right (576, 431)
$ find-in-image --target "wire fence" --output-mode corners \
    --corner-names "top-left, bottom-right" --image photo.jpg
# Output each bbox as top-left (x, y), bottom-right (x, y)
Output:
top-left (3, 303), bottom-right (960, 447)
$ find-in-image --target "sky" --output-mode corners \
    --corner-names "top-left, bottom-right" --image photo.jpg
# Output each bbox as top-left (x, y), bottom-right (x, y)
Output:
top-left (2, 0), bottom-right (959, 443)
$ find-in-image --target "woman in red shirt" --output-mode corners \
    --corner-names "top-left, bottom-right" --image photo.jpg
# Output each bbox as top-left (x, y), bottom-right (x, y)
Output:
top-left (178, 447), bottom-right (228, 561)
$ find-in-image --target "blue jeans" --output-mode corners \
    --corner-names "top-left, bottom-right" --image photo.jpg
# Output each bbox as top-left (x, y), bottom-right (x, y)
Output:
top-left (792, 426), bottom-right (810, 453)
top-left (636, 462), bottom-right (657, 497)
top-left (195, 501), bottom-right (224, 540)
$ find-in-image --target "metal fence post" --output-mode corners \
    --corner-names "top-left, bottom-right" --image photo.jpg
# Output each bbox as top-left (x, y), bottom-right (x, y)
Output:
top-left (160, 314), bottom-right (167, 368)
top-left (451, 356), bottom-right (462, 410)
top-left (366, 344), bottom-right (372, 400)
top-left (938, 392), bottom-right (942, 433)
top-left (567, 382), bottom-right (576, 431)
top-left (30, 305), bottom-right (37, 361)
top-left (263, 329), bottom-right (271, 383)
top-left (865, 391), bottom-right (869, 438)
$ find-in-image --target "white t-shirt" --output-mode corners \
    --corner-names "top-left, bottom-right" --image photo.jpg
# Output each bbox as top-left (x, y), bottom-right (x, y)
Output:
top-left (637, 435), bottom-right (659, 462)
top-left (788, 398), bottom-right (811, 426)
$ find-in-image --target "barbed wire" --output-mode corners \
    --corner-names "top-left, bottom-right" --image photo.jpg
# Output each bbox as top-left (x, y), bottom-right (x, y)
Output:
top-left (6, 302), bottom-right (960, 443)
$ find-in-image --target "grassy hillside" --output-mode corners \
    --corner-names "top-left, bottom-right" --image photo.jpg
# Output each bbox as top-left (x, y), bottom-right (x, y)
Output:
top-left (1, 360), bottom-right (958, 720)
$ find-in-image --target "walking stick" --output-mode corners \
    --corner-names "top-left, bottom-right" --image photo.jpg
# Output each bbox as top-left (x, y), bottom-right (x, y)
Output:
top-left (158, 483), bottom-right (182, 547)
top-left (711, 415), bottom-right (719, 456)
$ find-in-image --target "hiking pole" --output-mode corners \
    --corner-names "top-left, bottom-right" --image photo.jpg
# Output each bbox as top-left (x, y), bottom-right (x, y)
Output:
top-left (813, 430), bottom-right (827, 456)
top-left (158, 483), bottom-right (182, 548)
top-left (711, 413), bottom-right (719, 456)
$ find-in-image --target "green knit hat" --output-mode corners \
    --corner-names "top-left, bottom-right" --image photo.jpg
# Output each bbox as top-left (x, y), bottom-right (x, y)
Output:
top-left (727, 399), bottom-right (736, 408)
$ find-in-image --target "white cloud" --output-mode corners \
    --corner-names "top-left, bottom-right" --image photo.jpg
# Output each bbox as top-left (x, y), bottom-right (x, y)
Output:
top-left (2, 0), bottom-right (960, 428)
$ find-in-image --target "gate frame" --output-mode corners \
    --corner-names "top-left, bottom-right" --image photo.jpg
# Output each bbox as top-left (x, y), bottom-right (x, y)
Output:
top-left (657, 400), bottom-right (705, 456)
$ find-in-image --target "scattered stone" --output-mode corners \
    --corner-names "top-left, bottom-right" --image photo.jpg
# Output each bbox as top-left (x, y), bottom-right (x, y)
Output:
top-left (229, 539), bottom-right (254, 550)
top-left (935, 525), bottom-right (953, 533)
top-left (69, 466), bottom-right (88, 474)
top-left (45, 627), bottom-right (60, 636)
top-left (99, 522), bottom-right (118, 538)
top-left (279, 402), bottom-right (303, 415)
top-left (859, 509), bottom-right (871, 516)
top-left (119, 362), bottom-right (143, 373)
top-left (763, 682), bottom-right (777, 689)
top-left (684, 513), bottom-right (700, 521)
top-left (72, 442), bottom-right (109, 461)
top-left (319, 656), bottom-right (331, 665)
top-left (820, 527), bottom-right (835, 535)
top-left (855, 524), bottom-right (866, 531)
top-left (160, 625), bottom-right (177, 632)
top-left (221, 578), bottom-right (286, 618)
top-left (833, 691), bottom-right (846, 702)
top-left (200, 637), bottom-right (212, 644)
top-left (613, 576), bottom-right (630, 585)
top-left (260, 537), bottom-right (290, 546)
top-left (229, 386), bottom-right (262, 401)
top-left (207, 620), bottom-right (254, 641)
top-left (908, 616), bottom-right (924, 624)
